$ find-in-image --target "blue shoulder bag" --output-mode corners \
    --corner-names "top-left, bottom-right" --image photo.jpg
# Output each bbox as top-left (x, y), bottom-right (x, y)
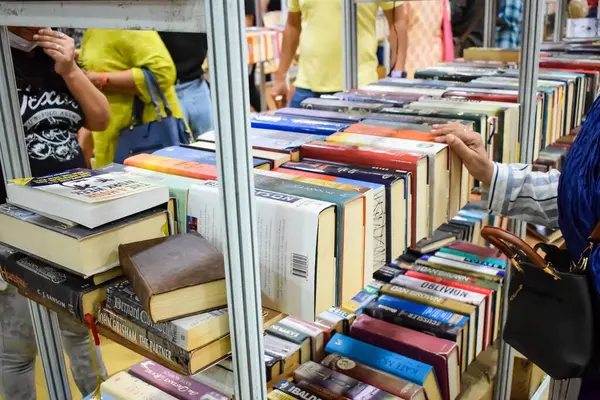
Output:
top-left (114, 68), bottom-right (190, 163)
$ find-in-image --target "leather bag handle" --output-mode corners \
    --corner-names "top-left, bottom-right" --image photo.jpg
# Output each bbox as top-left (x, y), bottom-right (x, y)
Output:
top-left (481, 226), bottom-right (547, 270)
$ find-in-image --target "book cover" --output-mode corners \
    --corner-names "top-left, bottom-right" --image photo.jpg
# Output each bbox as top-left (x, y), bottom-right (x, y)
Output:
top-left (373, 265), bottom-right (405, 283)
top-left (282, 159), bottom-right (410, 260)
top-left (418, 255), bottom-right (505, 279)
top-left (321, 354), bottom-right (426, 400)
top-left (274, 107), bottom-right (363, 124)
top-left (279, 316), bottom-right (326, 362)
top-left (301, 97), bottom-right (387, 113)
top-left (251, 114), bottom-right (350, 134)
top-left (340, 290), bottom-right (377, 314)
top-left (0, 244), bottom-right (111, 321)
top-left (154, 146), bottom-right (270, 170)
top-left (105, 280), bottom-right (229, 351)
top-left (413, 231), bottom-right (458, 254)
top-left (197, 128), bottom-right (329, 154)
top-left (294, 361), bottom-right (399, 399)
top-left (124, 154), bottom-right (218, 180)
top-left (100, 372), bottom-right (176, 400)
top-left (129, 360), bottom-right (229, 400)
top-left (188, 180), bottom-right (336, 320)
top-left (324, 333), bottom-right (440, 399)
top-left (351, 314), bottom-right (460, 400)
top-left (273, 380), bottom-right (326, 400)
top-left (300, 140), bottom-right (428, 247)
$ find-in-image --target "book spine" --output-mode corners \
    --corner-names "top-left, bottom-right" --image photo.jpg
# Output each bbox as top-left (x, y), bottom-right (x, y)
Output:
top-left (295, 380), bottom-right (349, 400)
top-left (129, 361), bottom-right (228, 400)
top-left (105, 285), bottom-right (183, 347)
top-left (0, 257), bottom-right (83, 320)
top-left (363, 302), bottom-right (460, 342)
top-left (97, 306), bottom-right (191, 370)
top-left (390, 275), bottom-right (486, 305)
top-left (377, 295), bottom-right (467, 326)
top-left (275, 380), bottom-right (327, 400)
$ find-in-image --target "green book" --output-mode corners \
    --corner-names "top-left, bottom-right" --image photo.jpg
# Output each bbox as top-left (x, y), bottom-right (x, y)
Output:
top-left (98, 163), bottom-right (199, 234)
top-left (254, 172), bottom-right (365, 305)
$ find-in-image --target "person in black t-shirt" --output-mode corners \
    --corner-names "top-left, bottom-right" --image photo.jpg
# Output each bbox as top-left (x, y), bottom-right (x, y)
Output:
top-left (0, 27), bottom-right (109, 400)
top-left (159, 32), bottom-right (212, 139)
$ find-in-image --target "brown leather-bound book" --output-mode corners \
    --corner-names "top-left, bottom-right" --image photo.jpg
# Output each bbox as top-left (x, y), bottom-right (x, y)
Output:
top-left (119, 233), bottom-right (227, 323)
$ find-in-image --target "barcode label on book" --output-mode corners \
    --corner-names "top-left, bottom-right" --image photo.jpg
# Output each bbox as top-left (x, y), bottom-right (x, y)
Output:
top-left (292, 253), bottom-right (309, 279)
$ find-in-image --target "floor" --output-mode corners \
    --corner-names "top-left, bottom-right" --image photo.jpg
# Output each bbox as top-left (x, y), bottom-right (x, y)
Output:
top-left (33, 336), bottom-right (144, 400)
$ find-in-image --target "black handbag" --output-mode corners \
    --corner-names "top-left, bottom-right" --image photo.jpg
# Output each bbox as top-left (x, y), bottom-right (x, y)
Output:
top-left (114, 68), bottom-right (190, 164)
top-left (481, 225), bottom-right (600, 380)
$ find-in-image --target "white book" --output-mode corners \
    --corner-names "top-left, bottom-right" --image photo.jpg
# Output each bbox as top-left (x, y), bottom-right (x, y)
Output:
top-left (100, 372), bottom-right (177, 400)
top-left (6, 169), bottom-right (169, 229)
top-left (188, 181), bottom-right (336, 321)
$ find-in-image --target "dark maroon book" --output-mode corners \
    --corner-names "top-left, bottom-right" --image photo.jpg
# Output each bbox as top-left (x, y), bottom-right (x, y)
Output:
top-left (129, 360), bottom-right (229, 400)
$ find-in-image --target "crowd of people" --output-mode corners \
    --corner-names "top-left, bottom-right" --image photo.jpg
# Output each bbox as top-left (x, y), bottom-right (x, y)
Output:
top-left (5, 1), bottom-right (600, 399)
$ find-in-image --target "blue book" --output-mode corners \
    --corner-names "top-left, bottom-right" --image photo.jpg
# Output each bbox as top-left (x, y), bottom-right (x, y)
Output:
top-left (251, 114), bottom-right (349, 134)
top-left (377, 295), bottom-right (469, 327)
top-left (325, 333), bottom-right (441, 398)
top-left (274, 107), bottom-right (362, 124)
top-left (153, 146), bottom-right (271, 170)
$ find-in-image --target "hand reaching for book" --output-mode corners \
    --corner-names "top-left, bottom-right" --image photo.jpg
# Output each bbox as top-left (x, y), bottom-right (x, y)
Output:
top-left (431, 122), bottom-right (495, 185)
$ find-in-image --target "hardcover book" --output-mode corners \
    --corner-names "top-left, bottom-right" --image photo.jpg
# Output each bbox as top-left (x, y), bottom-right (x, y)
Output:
top-left (281, 159), bottom-right (410, 261)
top-left (321, 354), bottom-right (426, 400)
top-left (124, 154), bottom-right (219, 180)
top-left (279, 316), bottom-right (327, 362)
top-left (0, 244), bottom-right (114, 321)
top-left (0, 203), bottom-right (168, 277)
top-left (300, 141), bottom-right (428, 247)
top-left (105, 280), bottom-right (229, 351)
top-left (129, 360), bottom-right (229, 400)
top-left (251, 114), bottom-right (350, 134)
top-left (6, 169), bottom-right (168, 229)
top-left (100, 372), bottom-right (176, 400)
top-left (324, 333), bottom-right (441, 400)
top-left (273, 380), bottom-right (326, 400)
top-left (119, 233), bottom-right (227, 323)
top-left (275, 107), bottom-right (363, 123)
top-left (154, 145), bottom-right (271, 170)
top-left (294, 361), bottom-right (400, 399)
top-left (351, 314), bottom-right (460, 400)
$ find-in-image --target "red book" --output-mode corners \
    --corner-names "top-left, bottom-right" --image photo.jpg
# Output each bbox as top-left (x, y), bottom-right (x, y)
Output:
top-left (300, 141), bottom-right (429, 247)
top-left (350, 314), bottom-right (460, 400)
top-left (404, 270), bottom-right (495, 349)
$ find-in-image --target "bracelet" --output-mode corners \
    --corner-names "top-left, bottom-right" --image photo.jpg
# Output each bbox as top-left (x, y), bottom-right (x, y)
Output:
top-left (97, 73), bottom-right (109, 90)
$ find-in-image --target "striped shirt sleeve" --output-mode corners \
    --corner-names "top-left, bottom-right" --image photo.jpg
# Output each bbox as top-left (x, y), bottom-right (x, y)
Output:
top-left (487, 163), bottom-right (561, 228)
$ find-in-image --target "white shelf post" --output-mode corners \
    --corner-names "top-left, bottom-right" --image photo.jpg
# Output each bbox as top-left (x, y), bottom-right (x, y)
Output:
top-left (205, 0), bottom-right (267, 398)
top-left (342, 0), bottom-right (359, 90)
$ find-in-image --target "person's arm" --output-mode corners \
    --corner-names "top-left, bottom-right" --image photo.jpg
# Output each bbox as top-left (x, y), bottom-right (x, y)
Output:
top-left (33, 29), bottom-right (110, 131)
top-left (272, 10), bottom-right (302, 99)
top-left (245, 0), bottom-right (256, 26)
top-left (86, 31), bottom-right (176, 105)
top-left (431, 122), bottom-right (560, 227)
top-left (383, 4), bottom-right (408, 73)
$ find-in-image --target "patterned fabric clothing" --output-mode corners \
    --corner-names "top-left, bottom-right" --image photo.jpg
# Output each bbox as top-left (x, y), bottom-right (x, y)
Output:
top-left (79, 29), bottom-right (185, 167)
top-left (487, 162), bottom-right (560, 227)
top-left (496, 0), bottom-right (523, 49)
top-left (405, 0), bottom-right (445, 74)
top-left (58, 28), bottom-right (85, 49)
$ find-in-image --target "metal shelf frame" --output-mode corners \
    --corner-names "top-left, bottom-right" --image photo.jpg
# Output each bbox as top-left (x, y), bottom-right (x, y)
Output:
top-left (342, 0), bottom-right (546, 398)
top-left (0, 1), bottom-right (266, 399)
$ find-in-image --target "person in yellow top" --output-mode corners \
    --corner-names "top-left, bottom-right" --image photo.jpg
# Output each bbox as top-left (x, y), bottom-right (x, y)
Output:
top-left (272, 0), bottom-right (407, 108)
top-left (78, 29), bottom-right (186, 167)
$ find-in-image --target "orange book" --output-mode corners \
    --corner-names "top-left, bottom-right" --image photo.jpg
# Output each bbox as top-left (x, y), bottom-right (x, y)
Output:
top-left (124, 154), bottom-right (218, 180)
top-left (344, 123), bottom-right (437, 142)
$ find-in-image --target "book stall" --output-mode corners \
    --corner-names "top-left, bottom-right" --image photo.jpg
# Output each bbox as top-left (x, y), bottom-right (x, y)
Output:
top-left (0, 0), bottom-right (597, 399)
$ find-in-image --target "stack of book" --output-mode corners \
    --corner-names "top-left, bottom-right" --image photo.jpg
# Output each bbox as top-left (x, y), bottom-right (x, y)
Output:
top-left (0, 169), bottom-right (170, 323)
top-left (247, 27), bottom-right (283, 64)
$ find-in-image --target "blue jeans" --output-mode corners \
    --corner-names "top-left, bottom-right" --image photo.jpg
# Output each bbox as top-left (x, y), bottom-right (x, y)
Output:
top-left (290, 87), bottom-right (336, 108)
top-left (175, 79), bottom-right (213, 139)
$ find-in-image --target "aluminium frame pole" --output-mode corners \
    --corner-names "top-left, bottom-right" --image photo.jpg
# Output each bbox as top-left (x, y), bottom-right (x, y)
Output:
top-left (494, 0), bottom-right (545, 398)
top-left (483, 0), bottom-right (497, 48)
top-left (205, 0), bottom-right (267, 398)
top-left (553, 0), bottom-right (566, 42)
top-left (0, 26), bottom-right (72, 400)
top-left (342, 0), bottom-right (359, 90)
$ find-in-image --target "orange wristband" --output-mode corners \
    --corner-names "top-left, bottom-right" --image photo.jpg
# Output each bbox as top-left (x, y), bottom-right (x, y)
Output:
top-left (97, 73), bottom-right (109, 90)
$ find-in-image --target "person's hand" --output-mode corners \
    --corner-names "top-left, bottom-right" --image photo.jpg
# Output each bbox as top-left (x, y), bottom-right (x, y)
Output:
top-left (33, 29), bottom-right (77, 77)
top-left (271, 72), bottom-right (288, 106)
top-left (431, 122), bottom-right (495, 185)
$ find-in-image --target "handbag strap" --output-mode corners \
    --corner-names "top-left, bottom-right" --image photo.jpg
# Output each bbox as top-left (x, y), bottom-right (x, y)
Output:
top-left (481, 226), bottom-right (548, 270)
top-left (130, 68), bottom-right (173, 127)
